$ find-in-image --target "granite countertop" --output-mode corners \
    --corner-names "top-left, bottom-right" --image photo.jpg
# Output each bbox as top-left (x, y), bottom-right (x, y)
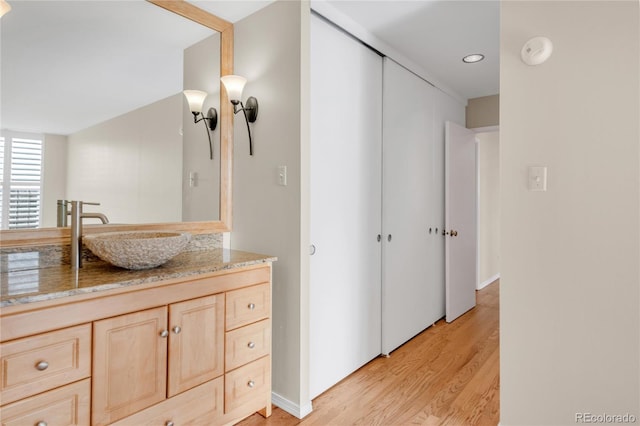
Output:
top-left (0, 249), bottom-right (276, 308)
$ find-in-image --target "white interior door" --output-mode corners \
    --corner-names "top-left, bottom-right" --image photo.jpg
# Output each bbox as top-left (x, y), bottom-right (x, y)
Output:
top-left (382, 58), bottom-right (441, 355)
top-left (445, 121), bottom-right (478, 322)
top-left (309, 14), bottom-right (382, 399)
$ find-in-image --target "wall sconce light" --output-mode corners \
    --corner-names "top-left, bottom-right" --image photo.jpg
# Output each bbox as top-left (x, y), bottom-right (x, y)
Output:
top-left (183, 89), bottom-right (217, 160)
top-left (221, 75), bottom-right (258, 156)
top-left (0, 0), bottom-right (12, 18)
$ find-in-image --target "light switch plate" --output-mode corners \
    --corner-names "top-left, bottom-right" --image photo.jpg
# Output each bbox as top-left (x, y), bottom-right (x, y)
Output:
top-left (278, 165), bottom-right (287, 186)
top-left (528, 166), bottom-right (547, 191)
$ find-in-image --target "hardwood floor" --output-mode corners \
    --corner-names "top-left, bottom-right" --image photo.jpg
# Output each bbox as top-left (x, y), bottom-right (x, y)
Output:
top-left (239, 281), bottom-right (500, 426)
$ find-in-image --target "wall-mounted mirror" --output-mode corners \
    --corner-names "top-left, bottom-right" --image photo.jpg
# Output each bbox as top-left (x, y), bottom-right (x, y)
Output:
top-left (0, 0), bottom-right (233, 246)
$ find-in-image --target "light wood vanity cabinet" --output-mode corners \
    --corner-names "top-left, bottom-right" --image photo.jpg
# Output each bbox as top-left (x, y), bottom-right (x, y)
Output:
top-left (0, 263), bottom-right (273, 426)
top-left (92, 295), bottom-right (225, 425)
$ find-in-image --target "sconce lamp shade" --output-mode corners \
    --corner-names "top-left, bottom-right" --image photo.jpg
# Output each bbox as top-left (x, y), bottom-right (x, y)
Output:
top-left (221, 75), bottom-right (247, 103)
top-left (0, 0), bottom-right (11, 17)
top-left (183, 90), bottom-right (208, 113)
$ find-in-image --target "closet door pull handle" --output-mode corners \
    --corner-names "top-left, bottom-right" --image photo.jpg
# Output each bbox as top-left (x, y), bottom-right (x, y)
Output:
top-left (377, 234), bottom-right (381, 242)
top-left (387, 234), bottom-right (392, 242)
top-left (310, 244), bottom-right (316, 255)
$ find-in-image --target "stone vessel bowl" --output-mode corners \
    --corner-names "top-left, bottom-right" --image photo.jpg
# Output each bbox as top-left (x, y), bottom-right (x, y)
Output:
top-left (83, 231), bottom-right (191, 270)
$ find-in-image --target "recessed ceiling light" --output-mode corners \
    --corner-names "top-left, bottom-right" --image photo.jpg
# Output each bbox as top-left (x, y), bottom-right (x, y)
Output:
top-left (462, 54), bottom-right (485, 64)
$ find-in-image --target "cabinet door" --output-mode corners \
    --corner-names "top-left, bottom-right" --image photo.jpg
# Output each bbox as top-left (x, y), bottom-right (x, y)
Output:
top-left (92, 306), bottom-right (168, 426)
top-left (167, 294), bottom-right (224, 397)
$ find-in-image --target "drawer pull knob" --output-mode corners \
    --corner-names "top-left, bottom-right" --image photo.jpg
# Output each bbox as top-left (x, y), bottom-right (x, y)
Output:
top-left (159, 330), bottom-right (169, 338)
top-left (35, 361), bottom-right (49, 371)
top-left (172, 326), bottom-right (182, 334)
top-left (248, 341), bottom-right (256, 349)
top-left (247, 380), bottom-right (256, 388)
top-left (36, 422), bottom-right (47, 426)
top-left (166, 422), bottom-right (174, 426)
top-left (248, 303), bottom-right (256, 310)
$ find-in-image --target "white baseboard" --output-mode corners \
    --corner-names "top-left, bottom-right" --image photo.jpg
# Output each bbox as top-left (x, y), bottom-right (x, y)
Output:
top-left (478, 273), bottom-right (500, 290)
top-left (272, 392), bottom-right (313, 419)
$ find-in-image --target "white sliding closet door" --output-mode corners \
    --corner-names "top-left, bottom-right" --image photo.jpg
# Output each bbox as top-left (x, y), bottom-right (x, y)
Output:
top-left (309, 14), bottom-right (383, 399)
top-left (381, 59), bottom-right (441, 355)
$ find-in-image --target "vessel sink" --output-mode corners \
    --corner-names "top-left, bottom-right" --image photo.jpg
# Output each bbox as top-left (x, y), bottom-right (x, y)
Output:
top-left (83, 231), bottom-right (191, 270)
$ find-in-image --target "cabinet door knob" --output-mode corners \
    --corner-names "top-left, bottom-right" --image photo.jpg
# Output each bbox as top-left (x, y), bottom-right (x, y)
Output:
top-left (247, 341), bottom-right (256, 349)
top-left (35, 361), bottom-right (49, 371)
top-left (248, 303), bottom-right (256, 310)
top-left (247, 380), bottom-right (256, 388)
top-left (159, 330), bottom-right (169, 338)
top-left (387, 234), bottom-right (392, 242)
top-left (36, 421), bottom-right (47, 426)
top-left (172, 326), bottom-right (181, 334)
top-left (166, 421), bottom-right (174, 426)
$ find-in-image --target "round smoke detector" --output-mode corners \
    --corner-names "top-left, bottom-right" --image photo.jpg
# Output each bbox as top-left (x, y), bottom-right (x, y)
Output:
top-left (521, 36), bottom-right (553, 66)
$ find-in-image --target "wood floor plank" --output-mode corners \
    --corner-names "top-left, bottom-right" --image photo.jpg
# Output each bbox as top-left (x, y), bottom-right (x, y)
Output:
top-left (237, 281), bottom-right (500, 426)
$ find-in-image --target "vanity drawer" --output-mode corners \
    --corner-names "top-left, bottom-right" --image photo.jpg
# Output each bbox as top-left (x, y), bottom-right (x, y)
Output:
top-left (225, 283), bottom-right (270, 331)
top-left (0, 323), bottom-right (91, 405)
top-left (224, 356), bottom-right (270, 413)
top-left (0, 378), bottom-right (90, 426)
top-left (225, 319), bottom-right (271, 371)
top-left (111, 377), bottom-right (223, 426)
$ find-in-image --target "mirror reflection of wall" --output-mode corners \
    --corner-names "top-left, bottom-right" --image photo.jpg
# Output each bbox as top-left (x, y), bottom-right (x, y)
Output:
top-left (0, 1), bottom-right (221, 230)
top-left (182, 32), bottom-right (221, 222)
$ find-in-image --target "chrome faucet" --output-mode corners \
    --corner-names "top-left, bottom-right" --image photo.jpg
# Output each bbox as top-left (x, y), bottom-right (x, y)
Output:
top-left (70, 201), bottom-right (109, 269)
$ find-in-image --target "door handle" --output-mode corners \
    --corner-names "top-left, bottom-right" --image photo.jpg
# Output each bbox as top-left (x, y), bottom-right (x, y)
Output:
top-left (387, 234), bottom-right (392, 242)
top-left (309, 244), bottom-right (316, 255)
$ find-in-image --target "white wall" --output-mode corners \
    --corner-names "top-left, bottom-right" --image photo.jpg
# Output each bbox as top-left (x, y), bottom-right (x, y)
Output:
top-left (500, 2), bottom-right (639, 424)
top-left (477, 131), bottom-right (499, 288)
top-left (41, 133), bottom-right (68, 227)
top-left (182, 32), bottom-right (220, 222)
top-left (67, 95), bottom-right (183, 224)
top-left (231, 0), bottom-right (311, 416)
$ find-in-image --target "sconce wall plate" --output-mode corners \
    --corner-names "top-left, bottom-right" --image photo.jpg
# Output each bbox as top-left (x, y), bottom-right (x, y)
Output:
top-left (205, 107), bottom-right (218, 131)
top-left (245, 97), bottom-right (258, 123)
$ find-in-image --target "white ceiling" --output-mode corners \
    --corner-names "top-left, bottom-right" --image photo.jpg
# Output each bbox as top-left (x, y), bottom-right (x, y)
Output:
top-left (1, 0), bottom-right (497, 136)
top-left (322, 0), bottom-right (499, 100)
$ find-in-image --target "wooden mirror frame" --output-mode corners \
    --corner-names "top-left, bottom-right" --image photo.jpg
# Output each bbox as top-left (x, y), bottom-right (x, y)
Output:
top-left (0, 0), bottom-right (233, 248)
